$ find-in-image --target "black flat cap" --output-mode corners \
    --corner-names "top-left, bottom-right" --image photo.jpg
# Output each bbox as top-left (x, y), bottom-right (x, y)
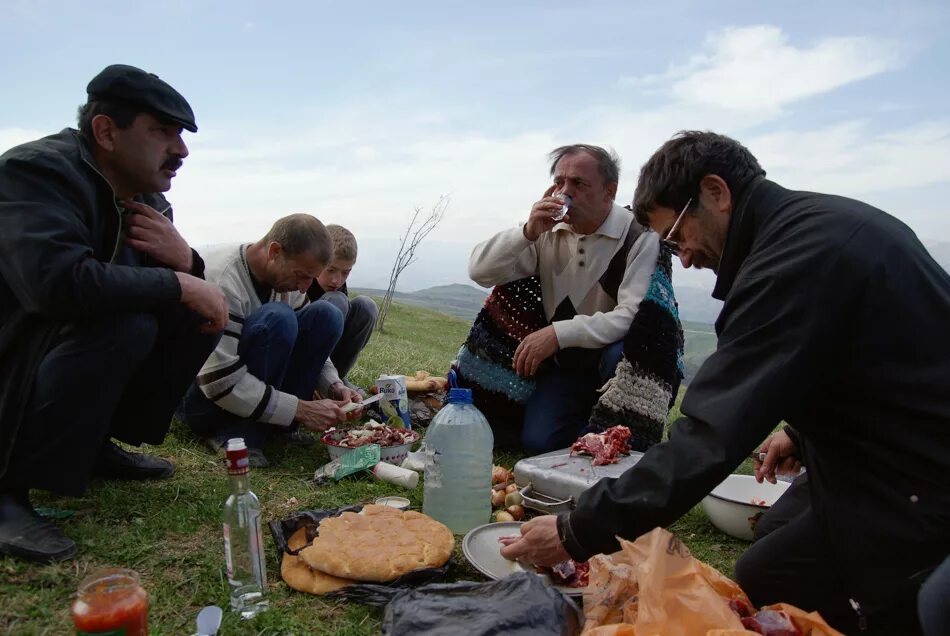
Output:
top-left (86, 64), bottom-right (197, 133)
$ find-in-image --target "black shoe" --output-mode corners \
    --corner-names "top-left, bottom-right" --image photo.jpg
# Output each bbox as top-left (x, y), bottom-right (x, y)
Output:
top-left (0, 491), bottom-right (76, 563)
top-left (92, 441), bottom-right (175, 480)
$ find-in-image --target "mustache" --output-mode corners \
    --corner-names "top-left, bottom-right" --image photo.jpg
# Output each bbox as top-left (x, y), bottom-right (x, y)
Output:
top-left (162, 157), bottom-right (184, 171)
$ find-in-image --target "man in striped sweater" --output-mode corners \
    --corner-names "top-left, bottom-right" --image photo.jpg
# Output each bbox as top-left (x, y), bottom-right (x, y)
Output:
top-left (179, 214), bottom-right (361, 466)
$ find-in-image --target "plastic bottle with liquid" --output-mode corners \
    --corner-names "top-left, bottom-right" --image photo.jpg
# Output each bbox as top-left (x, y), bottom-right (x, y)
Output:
top-left (222, 438), bottom-right (268, 619)
top-left (423, 380), bottom-right (494, 534)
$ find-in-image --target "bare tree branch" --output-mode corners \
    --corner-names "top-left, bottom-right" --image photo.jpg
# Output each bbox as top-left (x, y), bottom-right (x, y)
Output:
top-left (376, 195), bottom-right (450, 332)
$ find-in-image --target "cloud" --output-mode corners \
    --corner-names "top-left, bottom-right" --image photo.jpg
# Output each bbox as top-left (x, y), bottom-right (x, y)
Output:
top-left (748, 120), bottom-right (950, 195)
top-left (0, 127), bottom-right (46, 152)
top-left (620, 25), bottom-right (903, 117)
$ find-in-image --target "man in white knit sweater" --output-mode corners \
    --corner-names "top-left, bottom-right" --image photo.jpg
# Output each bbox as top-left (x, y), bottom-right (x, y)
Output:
top-left (179, 214), bottom-right (361, 466)
top-left (469, 145), bottom-right (659, 453)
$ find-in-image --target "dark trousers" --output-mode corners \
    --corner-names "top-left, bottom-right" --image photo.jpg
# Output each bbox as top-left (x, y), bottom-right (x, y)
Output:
top-left (735, 472), bottom-right (924, 634)
top-left (319, 292), bottom-right (377, 380)
top-left (521, 341), bottom-right (624, 454)
top-left (0, 309), bottom-right (217, 496)
top-left (181, 301), bottom-right (342, 448)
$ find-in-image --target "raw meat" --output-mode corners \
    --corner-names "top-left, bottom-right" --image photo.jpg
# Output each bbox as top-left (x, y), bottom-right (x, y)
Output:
top-left (570, 425), bottom-right (632, 465)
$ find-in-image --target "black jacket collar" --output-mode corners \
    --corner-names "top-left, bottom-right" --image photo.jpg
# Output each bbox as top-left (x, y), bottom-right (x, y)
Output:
top-left (711, 176), bottom-right (772, 301)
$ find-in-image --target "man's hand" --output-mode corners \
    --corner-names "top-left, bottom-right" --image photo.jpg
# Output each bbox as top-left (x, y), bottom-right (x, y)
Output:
top-left (121, 200), bottom-right (194, 272)
top-left (328, 381), bottom-right (361, 403)
top-left (175, 272), bottom-right (227, 334)
top-left (513, 326), bottom-right (560, 377)
top-left (294, 398), bottom-right (360, 432)
top-left (753, 429), bottom-right (802, 484)
top-left (523, 184), bottom-right (569, 241)
top-left (499, 515), bottom-right (571, 566)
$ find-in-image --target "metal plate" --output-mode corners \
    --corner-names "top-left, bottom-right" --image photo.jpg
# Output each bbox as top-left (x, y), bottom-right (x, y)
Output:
top-left (461, 522), bottom-right (585, 597)
top-left (513, 447), bottom-right (645, 510)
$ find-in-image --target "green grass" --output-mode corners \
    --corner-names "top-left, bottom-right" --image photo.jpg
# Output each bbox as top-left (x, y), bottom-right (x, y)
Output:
top-left (0, 298), bottom-right (749, 635)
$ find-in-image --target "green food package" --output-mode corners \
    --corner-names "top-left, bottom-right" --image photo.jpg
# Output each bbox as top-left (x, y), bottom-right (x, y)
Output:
top-left (378, 398), bottom-right (407, 429)
top-left (313, 444), bottom-right (382, 483)
top-left (331, 444), bottom-right (381, 480)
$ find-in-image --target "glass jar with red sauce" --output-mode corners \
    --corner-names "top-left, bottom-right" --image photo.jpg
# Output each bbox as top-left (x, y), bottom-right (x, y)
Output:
top-left (71, 568), bottom-right (148, 635)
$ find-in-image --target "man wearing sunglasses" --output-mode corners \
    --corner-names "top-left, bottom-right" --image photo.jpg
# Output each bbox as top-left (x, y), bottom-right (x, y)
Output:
top-left (501, 131), bottom-right (950, 634)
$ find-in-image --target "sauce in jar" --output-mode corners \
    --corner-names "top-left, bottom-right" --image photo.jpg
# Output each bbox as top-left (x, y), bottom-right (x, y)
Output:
top-left (71, 568), bottom-right (148, 635)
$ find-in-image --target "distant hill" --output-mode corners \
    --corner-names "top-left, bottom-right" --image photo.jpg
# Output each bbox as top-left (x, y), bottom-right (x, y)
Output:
top-left (673, 286), bottom-right (723, 324)
top-left (351, 283), bottom-right (487, 320)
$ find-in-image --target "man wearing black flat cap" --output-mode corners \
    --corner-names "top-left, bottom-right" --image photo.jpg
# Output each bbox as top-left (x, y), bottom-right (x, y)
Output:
top-left (0, 64), bottom-right (228, 563)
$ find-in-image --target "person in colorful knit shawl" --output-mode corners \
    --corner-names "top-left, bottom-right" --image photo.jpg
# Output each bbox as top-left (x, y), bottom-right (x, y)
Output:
top-left (461, 144), bottom-right (683, 454)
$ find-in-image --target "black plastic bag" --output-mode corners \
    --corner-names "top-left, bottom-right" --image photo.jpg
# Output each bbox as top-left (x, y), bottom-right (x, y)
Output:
top-left (329, 571), bottom-right (581, 636)
top-left (267, 505), bottom-right (450, 587)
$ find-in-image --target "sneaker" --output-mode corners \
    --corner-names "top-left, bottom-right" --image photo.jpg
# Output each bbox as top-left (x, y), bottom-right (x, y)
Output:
top-left (91, 441), bottom-right (174, 481)
top-left (0, 491), bottom-right (77, 563)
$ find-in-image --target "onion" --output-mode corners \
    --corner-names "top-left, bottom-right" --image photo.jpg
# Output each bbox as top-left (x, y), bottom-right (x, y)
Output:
top-left (490, 489), bottom-right (507, 509)
top-left (505, 483), bottom-right (518, 494)
top-left (491, 465), bottom-right (510, 485)
top-left (506, 505), bottom-right (525, 521)
top-left (505, 491), bottom-right (523, 507)
top-left (495, 511), bottom-right (515, 523)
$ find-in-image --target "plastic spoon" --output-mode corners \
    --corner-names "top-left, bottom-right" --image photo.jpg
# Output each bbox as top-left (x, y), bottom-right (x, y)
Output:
top-left (194, 605), bottom-right (222, 636)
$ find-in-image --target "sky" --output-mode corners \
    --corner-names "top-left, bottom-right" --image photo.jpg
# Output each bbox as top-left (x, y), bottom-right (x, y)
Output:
top-left (2, 0), bottom-right (948, 293)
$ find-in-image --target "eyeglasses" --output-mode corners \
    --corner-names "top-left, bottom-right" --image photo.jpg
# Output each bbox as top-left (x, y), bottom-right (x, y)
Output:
top-left (661, 197), bottom-right (692, 256)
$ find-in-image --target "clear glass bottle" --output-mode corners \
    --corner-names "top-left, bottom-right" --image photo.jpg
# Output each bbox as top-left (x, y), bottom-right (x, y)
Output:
top-left (423, 387), bottom-right (494, 534)
top-left (222, 438), bottom-right (268, 619)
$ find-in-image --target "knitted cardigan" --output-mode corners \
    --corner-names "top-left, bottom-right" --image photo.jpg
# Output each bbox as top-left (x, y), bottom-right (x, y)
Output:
top-left (456, 245), bottom-right (684, 451)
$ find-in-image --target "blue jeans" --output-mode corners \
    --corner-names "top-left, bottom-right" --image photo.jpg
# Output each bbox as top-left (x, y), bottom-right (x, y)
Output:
top-left (182, 301), bottom-right (343, 448)
top-left (319, 292), bottom-right (377, 380)
top-left (521, 341), bottom-right (624, 454)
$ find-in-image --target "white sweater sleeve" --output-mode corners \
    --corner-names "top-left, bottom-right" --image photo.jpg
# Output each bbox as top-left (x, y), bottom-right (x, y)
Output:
top-left (553, 232), bottom-right (660, 349)
top-left (468, 226), bottom-right (539, 287)
top-left (195, 292), bottom-right (299, 427)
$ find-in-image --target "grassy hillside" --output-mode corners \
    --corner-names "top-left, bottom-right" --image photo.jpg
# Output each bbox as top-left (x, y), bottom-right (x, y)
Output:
top-left (682, 320), bottom-right (717, 384)
top-left (0, 300), bottom-right (747, 635)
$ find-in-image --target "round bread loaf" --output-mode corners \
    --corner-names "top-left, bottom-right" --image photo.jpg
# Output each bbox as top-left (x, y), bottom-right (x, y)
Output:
top-left (299, 504), bottom-right (453, 582)
top-left (280, 527), bottom-right (355, 594)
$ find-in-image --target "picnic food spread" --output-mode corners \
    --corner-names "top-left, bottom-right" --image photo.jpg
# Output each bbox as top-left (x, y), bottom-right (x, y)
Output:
top-left (298, 504), bottom-right (454, 582)
top-left (322, 421), bottom-right (416, 449)
top-left (569, 424), bottom-right (631, 465)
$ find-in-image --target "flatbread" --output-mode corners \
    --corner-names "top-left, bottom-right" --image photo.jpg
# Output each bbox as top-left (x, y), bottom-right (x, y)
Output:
top-left (280, 528), bottom-right (355, 594)
top-left (299, 504), bottom-right (453, 582)
top-left (404, 376), bottom-right (448, 392)
top-left (404, 370), bottom-right (448, 393)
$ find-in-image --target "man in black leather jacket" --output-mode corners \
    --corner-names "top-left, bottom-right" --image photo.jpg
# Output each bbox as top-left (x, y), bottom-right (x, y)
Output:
top-left (502, 131), bottom-right (950, 634)
top-left (0, 65), bottom-right (228, 563)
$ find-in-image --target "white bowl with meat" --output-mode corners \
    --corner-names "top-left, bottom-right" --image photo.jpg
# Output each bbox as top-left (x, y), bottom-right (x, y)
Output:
top-left (701, 474), bottom-right (790, 541)
top-left (320, 421), bottom-right (420, 464)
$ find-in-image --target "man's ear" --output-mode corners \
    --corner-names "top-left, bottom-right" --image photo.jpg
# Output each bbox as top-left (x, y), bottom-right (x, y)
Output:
top-left (90, 115), bottom-right (117, 152)
top-left (699, 174), bottom-right (732, 216)
top-left (605, 180), bottom-right (618, 201)
top-left (267, 242), bottom-right (283, 261)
